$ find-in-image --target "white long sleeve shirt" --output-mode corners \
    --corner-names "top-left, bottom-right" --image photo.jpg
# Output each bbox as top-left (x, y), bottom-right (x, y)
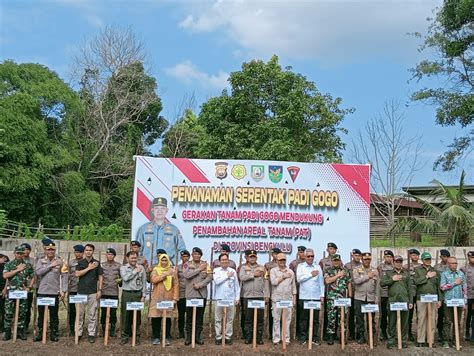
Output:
top-left (213, 266), bottom-right (240, 302)
top-left (297, 262), bottom-right (325, 300)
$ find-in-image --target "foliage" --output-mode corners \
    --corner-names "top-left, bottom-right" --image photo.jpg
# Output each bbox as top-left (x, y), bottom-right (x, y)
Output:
top-left (370, 235), bottom-right (444, 248)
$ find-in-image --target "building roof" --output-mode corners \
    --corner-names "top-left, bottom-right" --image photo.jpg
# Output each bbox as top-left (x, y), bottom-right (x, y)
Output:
top-left (402, 185), bottom-right (474, 204)
top-left (370, 193), bottom-right (422, 209)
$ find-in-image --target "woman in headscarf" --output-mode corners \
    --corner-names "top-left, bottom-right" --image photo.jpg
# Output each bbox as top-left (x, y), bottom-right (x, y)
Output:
top-left (149, 254), bottom-right (179, 345)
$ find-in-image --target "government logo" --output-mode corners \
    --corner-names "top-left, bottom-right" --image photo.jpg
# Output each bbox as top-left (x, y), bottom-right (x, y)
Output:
top-left (215, 162), bottom-right (228, 180)
top-left (251, 165), bottom-right (264, 181)
top-left (231, 164), bottom-right (247, 180)
top-left (287, 166), bottom-right (300, 182)
top-left (269, 165), bottom-right (283, 183)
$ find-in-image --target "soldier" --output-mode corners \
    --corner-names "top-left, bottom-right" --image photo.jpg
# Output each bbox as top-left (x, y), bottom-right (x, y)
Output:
top-left (0, 253), bottom-right (10, 334)
top-left (324, 254), bottom-right (351, 345)
top-left (212, 244), bottom-right (237, 269)
top-left (2, 246), bottom-right (35, 341)
top-left (404, 248), bottom-right (421, 341)
top-left (320, 242), bottom-right (339, 341)
top-left (177, 250), bottom-right (190, 339)
top-left (135, 197), bottom-right (187, 265)
top-left (345, 248), bottom-right (362, 341)
top-left (68, 244), bottom-right (84, 336)
top-left (130, 241), bottom-right (148, 269)
top-left (290, 245), bottom-right (306, 341)
top-left (460, 251), bottom-right (474, 341)
top-left (377, 249), bottom-right (394, 341)
top-left (435, 249), bottom-right (450, 343)
top-left (265, 247), bottom-right (281, 340)
top-left (413, 252), bottom-right (442, 347)
top-left (19, 243), bottom-right (35, 333)
top-left (33, 241), bottom-right (68, 342)
top-left (380, 255), bottom-right (413, 349)
top-left (183, 247), bottom-right (213, 346)
top-left (296, 248), bottom-right (324, 345)
top-left (353, 252), bottom-right (379, 344)
top-left (240, 249), bottom-right (268, 345)
top-left (100, 248), bottom-right (121, 337)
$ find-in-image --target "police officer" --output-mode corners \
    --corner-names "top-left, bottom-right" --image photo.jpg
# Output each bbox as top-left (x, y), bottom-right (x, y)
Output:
top-left (177, 250), bottom-right (190, 339)
top-left (265, 247), bottom-right (281, 340)
top-left (0, 253), bottom-right (10, 334)
top-left (380, 255), bottom-right (413, 349)
top-left (435, 249), bottom-right (450, 343)
top-left (404, 248), bottom-right (421, 341)
top-left (353, 252), bottom-right (379, 344)
top-left (2, 246), bottom-right (35, 341)
top-left (183, 247), bottom-right (213, 346)
top-left (100, 248), bottom-right (121, 337)
top-left (33, 241), bottom-right (68, 342)
top-left (324, 254), bottom-right (351, 345)
top-left (239, 249), bottom-right (268, 345)
top-left (68, 244), bottom-right (84, 336)
top-left (212, 244), bottom-right (237, 269)
top-left (320, 242), bottom-right (339, 340)
top-left (130, 241), bottom-right (148, 269)
top-left (461, 251), bottom-right (474, 341)
top-left (345, 248), bottom-right (362, 341)
top-left (378, 249), bottom-right (394, 341)
top-left (290, 245), bottom-right (306, 341)
top-left (135, 197), bottom-right (187, 265)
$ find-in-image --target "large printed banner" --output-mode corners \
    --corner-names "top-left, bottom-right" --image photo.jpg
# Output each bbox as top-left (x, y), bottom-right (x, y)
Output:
top-left (131, 157), bottom-right (370, 264)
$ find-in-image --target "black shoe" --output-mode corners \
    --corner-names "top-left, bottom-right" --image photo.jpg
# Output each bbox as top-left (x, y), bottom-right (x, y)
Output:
top-left (18, 329), bottom-right (27, 341)
top-left (178, 332), bottom-right (185, 339)
top-left (357, 338), bottom-right (366, 344)
top-left (380, 332), bottom-right (387, 341)
top-left (327, 337), bottom-right (334, 345)
top-left (110, 325), bottom-right (116, 337)
top-left (88, 335), bottom-right (95, 343)
top-left (185, 339), bottom-right (191, 345)
top-left (225, 338), bottom-right (233, 345)
top-left (257, 339), bottom-right (264, 345)
top-left (416, 342), bottom-right (426, 347)
top-left (3, 330), bottom-right (11, 341)
top-left (50, 331), bottom-right (59, 342)
top-left (120, 337), bottom-right (129, 345)
top-left (215, 338), bottom-right (221, 345)
top-left (196, 338), bottom-right (204, 345)
top-left (245, 339), bottom-right (251, 344)
top-left (409, 334), bottom-right (415, 342)
top-left (34, 334), bottom-right (43, 342)
top-left (387, 344), bottom-right (394, 349)
top-left (402, 343), bottom-right (408, 348)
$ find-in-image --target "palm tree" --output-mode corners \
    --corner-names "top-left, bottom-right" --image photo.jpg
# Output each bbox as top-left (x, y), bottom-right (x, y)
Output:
top-left (392, 170), bottom-right (473, 246)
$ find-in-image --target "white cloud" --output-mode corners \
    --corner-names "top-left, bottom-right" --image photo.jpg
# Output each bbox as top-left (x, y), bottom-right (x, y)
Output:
top-left (165, 60), bottom-right (229, 90)
top-left (54, 0), bottom-right (104, 27)
top-left (178, 0), bottom-right (442, 64)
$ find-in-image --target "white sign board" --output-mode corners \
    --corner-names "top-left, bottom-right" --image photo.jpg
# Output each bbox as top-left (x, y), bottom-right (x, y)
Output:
top-left (69, 294), bottom-right (88, 304)
top-left (304, 301), bottom-right (321, 310)
top-left (361, 304), bottom-right (379, 313)
top-left (186, 299), bottom-right (204, 307)
top-left (37, 297), bottom-right (56, 306)
top-left (276, 300), bottom-right (293, 308)
top-left (420, 294), bottom-right (438, 303)
top-left (8, 290), bottom-right (28, 299)
top-left (126, 302), bottom-right (144, 311)
top-left (157, 301), bottom-right (174, 310)
top-left (217, 300), bottom-right (234, 307)
top-left (446, 299), bottom-right (465, 307)
top-left (390, 302), bottom-right (408, 311)
top-left (334, 298), bottom-right (351, 307)
top-left (100, 299), bottom-right (119, 308)
top-left (248, 300), bottom-right (265, 309)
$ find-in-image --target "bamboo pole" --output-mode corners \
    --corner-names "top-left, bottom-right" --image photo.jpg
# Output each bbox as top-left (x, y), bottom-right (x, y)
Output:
top-left (42, 306), bottom-right (48, 344)
top-left (397, 310), bottom-right (402, 349)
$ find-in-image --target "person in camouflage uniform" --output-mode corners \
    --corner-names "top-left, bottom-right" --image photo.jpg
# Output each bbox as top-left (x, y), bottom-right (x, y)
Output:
top-left (3, 246), bottom-right (35, 341)
top-left (324, 254), bottom-right (351, 345)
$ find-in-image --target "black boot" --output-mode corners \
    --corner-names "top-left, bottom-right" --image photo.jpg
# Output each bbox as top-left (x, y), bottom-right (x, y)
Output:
top-left (100, 325), bottom-right (105, 337)
top-left (18, 328), bottom-right (27, 341)
top-left (110, 324), bottom-right (116, 337)
top-left (50, 329), bottom-right (59, 342)
top-left (34, 330), bottom-right (43, 342)
top-left (3, 330), bottom-right (12, 341)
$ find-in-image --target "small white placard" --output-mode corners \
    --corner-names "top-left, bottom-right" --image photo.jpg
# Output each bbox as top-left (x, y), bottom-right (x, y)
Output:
top-left (217, 299), bottom-right (234, 307)
top-left (186, 299), bottom-right (204, 307)
top-left (390, 302), bottom-right (408, 311)
top-left (8, 290), bottom-right (28, 300)
top-left (446, 299), bottom-right (465, 307)
top-left (304, 301), bottom-right (321, 310)
top-left (126, 302), bottom-right (144, 310)
top-left (100, 299), bottom-right (118, 308)
top-left (334, 298), bottom-right (351, 307)
top-left (70, 294), bottom-right (88, 304)
top-left (37, 297), bottom-right (56, 306)
top-left (421, 294), bottom-right (438, 303)
top-left (276, 300), bottom-right (293, 308)
top-left (361, 304), bottom-right (379, 313)
top-left (157, 301), bottom-right (174, 309)
top-left (248, 300), bottom-right (265, 309)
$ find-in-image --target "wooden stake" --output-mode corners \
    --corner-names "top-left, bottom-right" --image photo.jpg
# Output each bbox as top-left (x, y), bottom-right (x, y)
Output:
top-left (368, 311), bottom-right (373, 349)
top-left (396, 310), bottom-right (402, 349)
top-left (42, 306), bottom-right (48, 344)
top-left (308, 308), bottom-right (314, 350)
top-left (341, 306), bottom-right (345, 350)
top-left (191, 306), bottom-right (197, 348)
top-left (282, 308), bottom-right (287, 351)
top-left (132, 310), bottom-right (137, 347)
top-left (453, 306), bottom-right (460, 351)
top-left (13, 299), bottom-right (20, 342)
top-left (222, 306), bottom-right (227, 346)
top-left (427, 302), bottom-right (432, 348)
top-left (74, 303), bottom-right (80, 345)
top-left (252, 308), bottom-right (258, 349)
top-left (104, 307), bottom-right (110, 346)
top-left (162, 309), bottom-right (167, 348)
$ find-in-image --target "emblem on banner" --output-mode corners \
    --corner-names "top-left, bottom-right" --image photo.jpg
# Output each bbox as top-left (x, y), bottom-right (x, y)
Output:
top-left (269, 165), bottom-right (283, 183)
top-left (231, 164), bottom-right (247, 180)
top-left (251, 165), bottom-right (264, 181)
top-left (287, 166), bottom-right (300, 182)
top-left (215, 162), bottom-right (228, 180)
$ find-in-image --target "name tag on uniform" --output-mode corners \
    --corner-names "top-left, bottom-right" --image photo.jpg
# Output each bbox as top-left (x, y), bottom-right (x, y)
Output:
top-left (446, 299), bottom-right (464, 307)
top-left (100, 299), bottom-right (118, 308)
top-left (390, 302), bottom-right (408, 311)
top-left (186, 299), bottom-right (204, 307)
top-left (362, 304), bottom-right (379, 313)
top-left (9, 290), bottom-right (27, 299)
top-left (276, 300), bottom-right (293, 308)
top-left (420, 294), bottom-right (438, 303)
top-left (37, 297), bottom-right (56, 306)
top-left (217, 300), bottom-right (234, 307)
top-left (157, 301), bottom-right (174, 310)
top-left (304, 301), bottom-right (321, 310)
top-left (126, 302), bottom-right (144, 310)
top-left (334, 298), bottom-right (351, 307)
top-left (248, 300), bottom-right (265, 309)
top-left (70, 294), bottom-right (88, 304)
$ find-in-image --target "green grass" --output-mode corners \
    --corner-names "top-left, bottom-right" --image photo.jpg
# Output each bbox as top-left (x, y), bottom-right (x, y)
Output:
top-left (370, 235), bottom-right (446, 248)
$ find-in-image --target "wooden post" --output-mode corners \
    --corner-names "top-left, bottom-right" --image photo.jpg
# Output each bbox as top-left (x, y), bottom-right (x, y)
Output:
top-left (453, 306), bottom-right (460, 351)
top-left (252, 308), bottom-right (258, 349)
top-left (13, 299), bottom-right (20, 342)
top-left (341, 306), bottom-right (345, 350)
top-left (396, 310), bottom-right (402, 349)
top-left (104, 307), bottom-right (110, 346)
top-left (427, 302), bottom-right (432, 348)
top-left (282, 308), bottom-right (287, 351)
top-left (222, 306), bottom-right (227, 346)
top-left (162, 309), bottom-right (167, 348)
top-left (42, 306), bottom-right (48, 344)
top-left (308, 308), bottom-right (314, 350)
top-left (191, 306), bottom-right (197, 348)
top-left (74, 303), bottom-right (80, 345)
top-left (368, 311), bottom-right (373, 349)
top-left (132, 310), bottom-right (137, 347)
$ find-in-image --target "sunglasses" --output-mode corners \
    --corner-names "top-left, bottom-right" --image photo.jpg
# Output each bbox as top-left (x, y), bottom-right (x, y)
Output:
top-left (306, 255), bottom-right (314, 258)
top-left (278, 259), bottom-right (286, 262)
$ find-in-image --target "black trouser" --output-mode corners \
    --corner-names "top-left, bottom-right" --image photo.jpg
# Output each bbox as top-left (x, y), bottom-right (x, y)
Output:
top-left (100, 295), bottom-right (118, 328)
top-left (437, 302), bottom-right (444, 341)
top-left (68, 292), bottom-right (76, 333)
top-left (348, 296), bottom-right (355, 338)
top-left (121, 290), bottom-right (142, 338)
top-left (466, 299), bottom-right (473, 337)
top-left (354, 299), bottom-right (376, 342)
top-left (323, 295), bottom-right (328, 339)
top-left (152, 317), bottom-right (171, 339)
top-left (0, 291), bottom-right (5, 332)
top-left (243, 298), bottom-right (264, 341)
top-left (25, 291), bottom-right (34, 330)
top-left (298, 300), bottom-right (320, 342)
top-left (177, 298), bottom-right (186, 337)
top-left (380, 297), bottom-right (389, 337)
top-left (240, 297), bottom-right (246, 338)
top-left (185, 298), bottom-right (206, 341)
top-left (408, 296), bottom-right (416, 336)
top-left (295, 293), bottom-right (302, 340)
top-left (267, 301), bottom-right (273, 339)
top-left (37, 294), bottom-right (59, 334)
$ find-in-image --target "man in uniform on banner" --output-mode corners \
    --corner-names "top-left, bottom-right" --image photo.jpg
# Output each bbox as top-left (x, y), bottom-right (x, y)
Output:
top-left (460, 251), bottom-right (474, 341)
top-left (68, 244), bottom-right (84, 336)
top-left (290, 245), bottom-right (306, 341)
top-left (378, 249), bottom-right (394, 341)
top-left (404, 248), bottom-right (421, 341)
top-left (100, 248), bottom-right (121, 337)
top-left (345, 248), bottom-right (362, 341)
top-left (212, 244), bottom-right (237, 269)
top-left (135, 197), bottom-right (187, 266)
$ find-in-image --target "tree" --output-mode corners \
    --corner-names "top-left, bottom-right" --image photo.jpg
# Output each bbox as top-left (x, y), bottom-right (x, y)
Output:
top-left (411, 0), bottom-right (473, 171)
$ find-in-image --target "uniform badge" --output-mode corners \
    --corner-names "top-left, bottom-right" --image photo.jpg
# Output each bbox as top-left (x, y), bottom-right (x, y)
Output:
top-left (164, 226), bottom-right (172, 233)
top-left (231, 164), bottom-right (246, 180)
top-left (287, 166), bottom-right (300, 182)
top-left (215, 162), bottom-right (228, 180)
top-left (251, 165), bottom-right (264, 181)
top-left (269, 165), bottom-right (283, 183)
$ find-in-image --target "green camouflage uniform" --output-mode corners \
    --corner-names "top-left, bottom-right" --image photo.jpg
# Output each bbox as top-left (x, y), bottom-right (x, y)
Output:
top-left (324, 266), bottom-right (351, 338)
top-left (3, 259), bottom-right (34, 330)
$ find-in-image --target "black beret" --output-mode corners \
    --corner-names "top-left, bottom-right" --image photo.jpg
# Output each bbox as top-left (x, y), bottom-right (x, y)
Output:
top-left (467, 251), bottom-right (474, 258)
top-left (352, 249), bottom-right (362, 255)
top-left (384, 250), bottom-right (394, 257)
top-left (20, 243), bottom-right (32, 250)
top-left (106, 248), bottom-right (116, 256)
top-left (193, 247), bottom-right (203, 256)
top-left (327, 242), bottom-right (337, 249)
top-left (152, 197), bottom-right (167, 207)
top-left (156, 248), bottom-right (167, 255)
top-left (271, 247), bottom-right (282, 254)
top-left (180, 250), bottom-right (190, 256)
top-left (408, 249), bottom-right (420, 255)
top-left (362, 252), bottom-right (372, 259)
top-left (73, 245), bottom-right (84, 252)
top-left (440, 249), bottom-right (450, 257)
top-left (245, 249), bottom-right (257, 257)
top-left (131, 241), bottom-right (141, 247)
top-left (221, 244), bottom-right (231, 252)
top-left (41, 238), bottom-right (53, 246)
top-left (297, 246), bottom-right (306, 251)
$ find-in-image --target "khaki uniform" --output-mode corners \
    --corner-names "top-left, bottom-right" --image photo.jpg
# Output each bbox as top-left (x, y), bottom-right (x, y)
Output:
top-left (353, 265), bottom-right (379, 342)
top-left (377, 262), bottom-right (394, 338)
top-left (100, 260), bottom-right (121, 333)
top-left (403, 260), bottom-right (421, 338)
top-left (265, 260), bottom-right (278, 338)
top-left (345, 260), bottom-right (361, 339)
top-left (68, 258), bottom-right (82, 335)
top-left (177, 262), bottom-right (187, 338)
top-left (460, 263), bottom-right (474, 338)
top-left (270, 267), bottom-right (296, 343)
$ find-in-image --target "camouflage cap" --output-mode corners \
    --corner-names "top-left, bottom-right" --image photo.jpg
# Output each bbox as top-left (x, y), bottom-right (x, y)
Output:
top-left (331, 254), bottom-right (341, 261)
top-left (14, 246), bottom-right (25, 254)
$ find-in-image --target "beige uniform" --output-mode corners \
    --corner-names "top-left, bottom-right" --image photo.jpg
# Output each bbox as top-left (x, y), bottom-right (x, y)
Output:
top-left (101, 261), bottom-right (121, 297)
top-left (183, 260), bottom-right (213, 298)
top-left (35, 256), bottom-right (68, 294)
top-left (353, 266), bottom-right (379, 302)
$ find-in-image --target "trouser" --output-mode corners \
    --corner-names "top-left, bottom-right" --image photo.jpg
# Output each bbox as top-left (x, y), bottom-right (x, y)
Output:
top-left (442, 304), bottom-right (460, 343)
top-left (327, 298), bottom-right (342, 338)
top-left (121, 290), bottom-right (142, 338)
top-left (295, 293), bottom-right (301, 339)
top-left (37, 294), bottom-right (59, 334)
top-left (298, 300), bottom-right (320, 342)
top-left (0, 292), bottom-right (5, 332)
top-left (267, 302), bottom-right (273, 339)
top-left (152, 317), bottom-right (171, 339)
top-left (215, 305), bottom-right (235, 340)
top-left (466, 298), bottom-right (473, 337)
top-left (354, 299), bottom-right (376, 342)
top-left (323, 296), bottom-right (328, 338)
top-left (185, 298), bottom-right (206, 341)
top-left (408, 296), bottom-right (416, 336)
top-left (380, 297), bottom-right (389, 337)
top-left (68, 292), bottom-right (77, 333)
top-left (25, 291), bottom-right (33, 331)
top-left (387, 309), bottom-right (409, 346)
top-left (243, 298), bottom-right (264, 341)
top-left (4, 291), bottom-right (28, 330)
top-left (416, 301), bottom-right (438, 343)
top-left (272, 302), bottom-right (292, 343)
top-left (177, 298), bottom-right (186, 337)
top-left (240, 297), bottom-right (246, 338)
top-left (78, 293), bottom-right (98, 337)
top-left (100, 295), bottom-right (118, 328)
top-left (437, 302), bottom-right (444, 340)
top-left (348, 296), bottom-right (355, 338)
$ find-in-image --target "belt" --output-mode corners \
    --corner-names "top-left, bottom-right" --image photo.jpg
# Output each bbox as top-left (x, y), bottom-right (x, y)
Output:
top-left (122, 290), bottom-right (142, 293)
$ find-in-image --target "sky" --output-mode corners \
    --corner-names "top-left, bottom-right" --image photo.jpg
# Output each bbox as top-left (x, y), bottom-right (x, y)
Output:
top-left (1, 0), bottom-right (472, 190)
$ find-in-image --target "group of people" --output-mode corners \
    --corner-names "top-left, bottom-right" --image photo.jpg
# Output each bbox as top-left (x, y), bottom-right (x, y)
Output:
top-left (0, 240), bottom-right (473, 350)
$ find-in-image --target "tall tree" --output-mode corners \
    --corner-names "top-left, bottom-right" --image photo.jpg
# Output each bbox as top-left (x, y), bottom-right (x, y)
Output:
top-left (411, 0), bottom-right (473, 171)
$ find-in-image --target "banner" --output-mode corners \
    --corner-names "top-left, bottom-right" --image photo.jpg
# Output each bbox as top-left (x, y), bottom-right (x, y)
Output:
top-left (131, 157), bottom-right (370, 264)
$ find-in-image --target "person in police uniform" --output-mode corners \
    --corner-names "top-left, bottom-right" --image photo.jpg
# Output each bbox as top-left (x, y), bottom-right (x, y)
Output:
top-left (377, 249), bottom-right (394, 341)
top-left (461, 251), bottom-right (474, 341)
top-left (345, 248), bottom-right (362, 341)
top-left (353, 252), bottom-right (379, 344)
top-left (265, 247), bottom-right (281, 340)
top-left (177, 250), bottom-right (190, 339)
top-left (435, 249), bottom-right (450, 343)
top-left (68, 244), bottom-right (84, 336)
top-left (33, 241), bottom-right (68, 342)
top-left (99, 248), bottom-right (121, 337)
top-left (403, 248), bottom-right (421, 341)
top-left (135, 197), bottom-right (187, 266)
top-left (212, 244), bottom-right (237, 269)
top-left (129, 241), bottom-right (148, 269)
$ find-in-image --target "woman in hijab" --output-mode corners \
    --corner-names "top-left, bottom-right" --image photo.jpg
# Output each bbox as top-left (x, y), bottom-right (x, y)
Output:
top-left (149, 254), bottom-right (179, 345)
